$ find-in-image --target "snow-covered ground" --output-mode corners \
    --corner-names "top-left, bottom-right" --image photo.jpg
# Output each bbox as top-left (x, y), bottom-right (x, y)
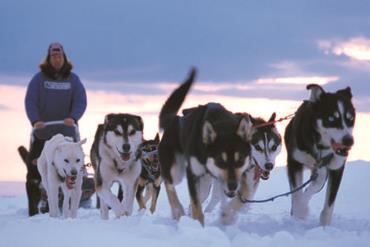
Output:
top-left (1, 160), bottom-right (370, 247)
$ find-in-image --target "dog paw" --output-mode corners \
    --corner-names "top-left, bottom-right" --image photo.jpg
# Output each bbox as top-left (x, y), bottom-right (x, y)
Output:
top-left (291, 203), bottom-right (309, 219)
top-left (220, 209), bottom-right (237, 225)
top-left (319, 210), bottom-right (332, 226)
top-left (172, 207), bottom-right (185, 220)
top-left (150, 206), bottom-right (156, 214)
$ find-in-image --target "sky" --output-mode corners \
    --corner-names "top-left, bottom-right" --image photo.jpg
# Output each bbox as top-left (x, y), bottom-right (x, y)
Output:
top-left (0, 0), bottom-right (370, 181)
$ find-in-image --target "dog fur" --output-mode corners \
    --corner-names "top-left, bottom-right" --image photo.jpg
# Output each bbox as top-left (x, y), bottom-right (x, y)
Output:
top-left (37, 134), bottom-right (86, 218)
top-left (135, 133), bottom-right (162, 214)
top-left (158, 68), bottom-right (255, 225)
top-left (90, 113), bottom-right (143, 219)
top-left (205, 113), bottom-right (282, 223)
top-left (285, 84), bottom-right (355, 226)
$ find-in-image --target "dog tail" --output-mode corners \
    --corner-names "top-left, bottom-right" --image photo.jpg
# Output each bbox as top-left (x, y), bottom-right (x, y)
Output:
top-left (159, 67), bottom-right (197, 130)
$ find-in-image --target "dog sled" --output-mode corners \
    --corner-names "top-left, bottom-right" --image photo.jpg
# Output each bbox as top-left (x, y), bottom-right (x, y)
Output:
top-left (20, 120), bottom-right (95, 216)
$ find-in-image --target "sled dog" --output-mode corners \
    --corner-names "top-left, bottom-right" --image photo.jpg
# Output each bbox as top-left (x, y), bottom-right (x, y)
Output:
top-left (285, 84), bottom-right (355, 226)
top-left (205, 113), bottom-right (282, 220)
top-left (159, 68), bottom-right (254, 225)
top-left (135, 133), bottom-right (161, 214)
top-left (90, 113), bottom-right (143, 219)
top-left (37, 134), bottom-right (86, 218)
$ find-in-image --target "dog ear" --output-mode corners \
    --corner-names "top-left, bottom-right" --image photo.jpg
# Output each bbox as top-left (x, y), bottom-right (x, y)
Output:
top-left (154, 133), bottom-right (160, 142)
top-left (134, 116), bottom-right (144, 131)
top-left (202, 121), bottom-right (217, 145)
top-left (337, 86), bottom-right (352, 100)
top-left (307, 84), bottom-right (325, 102)
top-left (237, 115), bottom-right (254, 142)
top-left (78, 138), bottom-right (87, 145)
top-left (268, 112), bottom-right (276, 122)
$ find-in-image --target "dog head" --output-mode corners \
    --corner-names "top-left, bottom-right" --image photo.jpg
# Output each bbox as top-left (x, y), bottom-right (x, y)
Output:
top-left (103, 113), bottom-right (144, 163)
top-left (307, 84), bottom-right (356, 158)
top-left (249, 113), bottom-right (282, 180)
top-left (140, 133), bottom-right (160, 175)
top-left (53, 138), bottom-right (87, 189)
top-left (204, 114), bottom-right (255, 198)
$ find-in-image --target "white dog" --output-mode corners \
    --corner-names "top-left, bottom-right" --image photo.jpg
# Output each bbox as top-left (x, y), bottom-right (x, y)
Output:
top-left (37, 134), bottom-right (86, 218)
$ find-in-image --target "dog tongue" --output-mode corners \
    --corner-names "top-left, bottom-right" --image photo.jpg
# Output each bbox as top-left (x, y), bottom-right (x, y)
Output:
top-left (121, 153), bottom-right (131, 161)
top-left (66, 176), bottom-right (75, 190)
top-left (331, 142), bottom-right (351, 156)
top-left (254, 166), bottom-right (270, 181)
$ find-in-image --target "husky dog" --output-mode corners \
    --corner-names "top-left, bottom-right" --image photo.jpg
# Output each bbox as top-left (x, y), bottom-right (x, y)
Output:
top-left (159, 68), bottom-right (254, 225)
top-left (135, 133), bottom-right (161, 214)
top-left (205, 113), bottom-right (282, 223)
top-left (285, 84), bottom-right (355, 226)
top-left (37, 134), bottom-right (86, 218)
top-left (90, 113), bottom-right (143, 219)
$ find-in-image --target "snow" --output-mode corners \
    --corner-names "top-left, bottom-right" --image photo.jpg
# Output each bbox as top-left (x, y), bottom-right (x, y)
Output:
top-left (1, 160), bottom-right (370, 247)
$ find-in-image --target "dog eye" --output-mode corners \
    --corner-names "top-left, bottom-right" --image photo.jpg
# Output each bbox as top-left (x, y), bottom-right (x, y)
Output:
top-left (129, 130), bottom-right (136, 136)
top-left (254, 145), bottom-right (263, 152)
top-left (64, 159), bottom-right (69, 163)
top-left (76, 159), bottom-right (80, 163)
top-left (114, 130), bottom-right (122, 136)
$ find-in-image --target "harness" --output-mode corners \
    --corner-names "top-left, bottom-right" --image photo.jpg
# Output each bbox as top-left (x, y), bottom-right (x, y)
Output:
top-left (140, 149), bottom-right (160, 182)
top-left (238, 152), bottom-right (334, 204)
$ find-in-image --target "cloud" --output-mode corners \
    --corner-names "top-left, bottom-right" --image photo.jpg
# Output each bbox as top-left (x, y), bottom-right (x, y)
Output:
top-left (318, 37), bottom-right (370, 61)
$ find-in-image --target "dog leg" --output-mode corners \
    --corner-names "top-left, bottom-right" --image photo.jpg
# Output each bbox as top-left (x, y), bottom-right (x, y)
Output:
top-left (136, 178), bottom-right (147, 210)
top-left (48, 182), bottom-right (60, 217)
top-left (62, 189), bottom-right (71, 218)
top-left (288, 158), bottom-right (306, 219)
top-left (99, 197), bottom-right (109, 220)
top-left (205, 179), bottom-right (222, 213)
top-left (187, 168), bottom-right (204, 226)
top-left (97, 186), bottom-right (125, 218)
top-left (164, 182), bottom-right (185, 220)
top-left (70, 185), bottom-right (83, 218)
top-left (121, 179), bottom-right (138, 216)
top-left (221, 173), bottom-right (252, 225)
top-left (197, 174), bottom-right (212, 205)
top-left (320, 166), bottom-right (344, 226)
top-left (150, 178), bottom-right (161, 214)
top-left (143, 183), bottom-right (153, 204)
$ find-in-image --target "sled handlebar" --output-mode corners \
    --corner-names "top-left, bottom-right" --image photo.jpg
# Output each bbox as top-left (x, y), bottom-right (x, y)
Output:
top-left (31, 120), bottom-right (80, 141)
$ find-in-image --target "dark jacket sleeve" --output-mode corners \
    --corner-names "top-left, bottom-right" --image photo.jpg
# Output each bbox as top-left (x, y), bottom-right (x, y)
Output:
top-left (70, 75), bottom-right (87, 122)
top-left (25, 74), bottom-right (41, 125)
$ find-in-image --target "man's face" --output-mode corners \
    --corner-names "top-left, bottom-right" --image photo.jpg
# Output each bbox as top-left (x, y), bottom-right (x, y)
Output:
top-left (50, 53), bottom-right (64, 71)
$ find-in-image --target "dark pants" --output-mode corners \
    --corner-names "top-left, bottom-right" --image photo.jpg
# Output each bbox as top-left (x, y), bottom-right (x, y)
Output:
top-left (26, 136), bottom-right (46, 216)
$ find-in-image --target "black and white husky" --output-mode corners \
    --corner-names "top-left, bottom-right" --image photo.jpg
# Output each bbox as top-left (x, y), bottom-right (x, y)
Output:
top-left (285, 84), bottom-right (355, 226)
top-left (205, 113), bottom-right (282, 223)
top-left (90, 113), bottom-right (143, 219)
top-left (159, 68), bottom-right (254, 225)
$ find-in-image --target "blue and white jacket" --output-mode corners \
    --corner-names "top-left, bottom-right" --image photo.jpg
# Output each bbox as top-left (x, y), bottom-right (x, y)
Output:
top-left (25, 72), bottom-right (87, 125)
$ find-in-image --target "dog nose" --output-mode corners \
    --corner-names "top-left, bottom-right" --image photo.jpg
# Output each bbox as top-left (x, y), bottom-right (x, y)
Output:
top-left (122, 144), bottom-right (131, 152)
top-left (227, 180), bottom-right (238, 192)
top-left (71, 169), bottom-right (77, 176)
top-left (342, 135), bottom-right (354, 147)
top-left (265, 162), bottom-right (274, 171)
